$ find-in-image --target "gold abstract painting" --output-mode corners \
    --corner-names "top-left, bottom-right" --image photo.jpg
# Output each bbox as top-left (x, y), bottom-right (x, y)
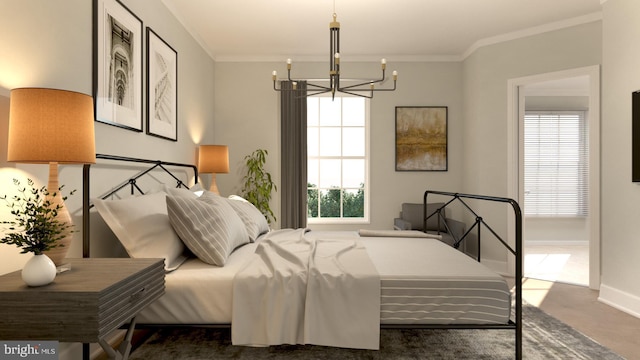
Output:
top-left (395, 106), bottom-right (448, 171)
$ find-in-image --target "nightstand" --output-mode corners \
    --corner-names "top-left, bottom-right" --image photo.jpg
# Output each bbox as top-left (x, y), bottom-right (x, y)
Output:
top-left (0, 258), bottom-right (164, 360)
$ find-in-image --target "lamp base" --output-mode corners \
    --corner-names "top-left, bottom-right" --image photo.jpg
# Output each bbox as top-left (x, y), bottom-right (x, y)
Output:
top-left (42, 162), bottom-right (73, 267)
top-left (209, 173), bottom-right (221, 195)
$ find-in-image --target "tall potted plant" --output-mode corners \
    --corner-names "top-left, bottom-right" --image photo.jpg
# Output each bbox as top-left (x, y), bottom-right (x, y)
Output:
top-left (1, 178), bottom-right (75, 286)
top-left (241, 149), bottom-right (277, 224)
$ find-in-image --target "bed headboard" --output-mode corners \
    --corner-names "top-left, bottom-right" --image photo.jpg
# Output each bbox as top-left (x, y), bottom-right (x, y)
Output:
top-left (82, 154), bottom-right (199, 258)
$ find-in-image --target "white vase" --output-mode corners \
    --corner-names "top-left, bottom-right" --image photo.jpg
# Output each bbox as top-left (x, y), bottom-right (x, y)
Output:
top-left (22, 254), bottom-right (57, 287)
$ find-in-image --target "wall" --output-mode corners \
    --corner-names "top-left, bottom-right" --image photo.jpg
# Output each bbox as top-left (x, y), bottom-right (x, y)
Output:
top-left (600, 0), bottom-right (640, 317)
top-left (461, 21), bottom-right (602, 264)
top-left (0, 1), bottom-right (215, 357)
top-left (0, 0), bottom-right (216, 274)
top-left (213, 61), bottom-right (464, 231)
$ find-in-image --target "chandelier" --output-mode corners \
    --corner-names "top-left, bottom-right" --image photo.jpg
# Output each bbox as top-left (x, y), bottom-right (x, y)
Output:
top-left (272, 12), bottom-right (397, 99)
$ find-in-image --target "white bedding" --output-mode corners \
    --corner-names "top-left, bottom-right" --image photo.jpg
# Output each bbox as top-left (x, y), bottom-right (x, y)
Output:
top-left (137, 229), bottom-right (511, 335)
top-left (136, 241), bottom-right (259, 324)
top-left (232, 229), bottom-right (380, 350)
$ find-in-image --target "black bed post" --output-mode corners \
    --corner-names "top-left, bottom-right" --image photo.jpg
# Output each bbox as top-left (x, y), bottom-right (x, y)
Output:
top-left (82, 163), bottom-right (91, 258)
top-left (511, 198), bottom-right (523, 360)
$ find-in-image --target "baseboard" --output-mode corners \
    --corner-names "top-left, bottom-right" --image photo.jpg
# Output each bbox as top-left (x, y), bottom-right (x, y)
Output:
top-left (598, 284), bottom-right (640, 319)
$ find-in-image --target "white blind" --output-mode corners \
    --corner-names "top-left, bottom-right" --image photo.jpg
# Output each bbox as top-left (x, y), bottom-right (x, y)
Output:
top-left (524, 111), bottom-right (588, 216)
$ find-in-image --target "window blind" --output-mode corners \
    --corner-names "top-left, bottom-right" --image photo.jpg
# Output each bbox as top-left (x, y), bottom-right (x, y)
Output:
top-left (524, 111), bottom-right (588, 216)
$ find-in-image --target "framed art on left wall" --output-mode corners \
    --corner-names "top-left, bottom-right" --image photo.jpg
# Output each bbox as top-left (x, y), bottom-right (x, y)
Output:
top-left (146, 28), bottom-right (178, 141)
top-left (93, 0), bottom-right (143, 132)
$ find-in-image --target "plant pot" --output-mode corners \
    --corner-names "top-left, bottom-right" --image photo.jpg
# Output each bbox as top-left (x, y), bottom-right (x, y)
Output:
top-left (22, 254), bottom-right (57, 287)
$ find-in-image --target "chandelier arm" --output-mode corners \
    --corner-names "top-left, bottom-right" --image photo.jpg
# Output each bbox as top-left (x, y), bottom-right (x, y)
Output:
top-left (337, 90), bottom-right (373, 99)
top-left (306, 83), bottom-right (332, 91)
top-left (340, 81), bottom-right (397, 93)
top-left (339, 69), bottom-right (386, 90)
top-left (302, 89), bottom-right (332, 97)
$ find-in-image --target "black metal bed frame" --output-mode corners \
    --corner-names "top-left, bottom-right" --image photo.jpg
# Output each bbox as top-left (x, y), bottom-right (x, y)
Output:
top-left (423, 190), bottom-right (523, 360)
top-left (82, 154), bottom-right (198, 258)
top-left (82, 155), bottom-right (522, 359)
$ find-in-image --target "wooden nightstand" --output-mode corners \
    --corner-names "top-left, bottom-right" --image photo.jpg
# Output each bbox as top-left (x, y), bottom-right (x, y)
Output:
top-left (0, 258), bottom-right (164, 360)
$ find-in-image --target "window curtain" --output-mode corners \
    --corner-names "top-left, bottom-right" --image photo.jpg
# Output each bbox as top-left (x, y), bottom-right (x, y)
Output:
top-left (280, 81), bottom-right (308, 228)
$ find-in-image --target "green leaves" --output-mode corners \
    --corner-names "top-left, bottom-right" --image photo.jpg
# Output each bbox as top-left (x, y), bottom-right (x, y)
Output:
top-left (0, 178), bottom-right (75, 255)
top-left (241, 149), bottom-right (277, 224)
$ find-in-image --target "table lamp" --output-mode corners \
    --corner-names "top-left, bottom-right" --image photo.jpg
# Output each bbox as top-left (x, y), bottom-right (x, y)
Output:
top-left (7, 88), bottom-right (96, 266)
top-left (198, 145), bottom-right (229, 195)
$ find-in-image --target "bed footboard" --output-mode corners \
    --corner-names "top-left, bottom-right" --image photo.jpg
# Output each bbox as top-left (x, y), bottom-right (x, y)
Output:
top-left (423, 190), bottom-right (523, 360)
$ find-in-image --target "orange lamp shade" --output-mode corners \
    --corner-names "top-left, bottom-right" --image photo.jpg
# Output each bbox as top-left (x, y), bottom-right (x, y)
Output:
top-left (198, 145), bottom-right (229, 174)
top-left (7, 88), bottom-right (96, 164)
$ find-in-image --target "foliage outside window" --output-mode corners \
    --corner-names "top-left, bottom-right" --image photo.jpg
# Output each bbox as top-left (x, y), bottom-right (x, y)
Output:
top-left (307, 97), bottom-right (369, 223)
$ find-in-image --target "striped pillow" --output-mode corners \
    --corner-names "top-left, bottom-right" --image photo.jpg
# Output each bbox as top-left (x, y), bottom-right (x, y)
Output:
top-left (166, 192), bottom-right (249, 266)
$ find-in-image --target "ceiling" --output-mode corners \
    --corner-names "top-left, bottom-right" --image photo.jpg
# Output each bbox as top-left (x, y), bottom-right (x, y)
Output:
top-left (161, 0), bottom-right (602, 62)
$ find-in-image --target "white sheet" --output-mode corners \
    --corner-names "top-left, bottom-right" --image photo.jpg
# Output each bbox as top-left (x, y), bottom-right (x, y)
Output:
top-left (358, 235), bottom-right (511, 324)
top-left (358, 229), bottom-right (442, 239)
top-left (136, 241), bottom-right (259, 324)
top-left (231, 229), bottom-right (380, 350)
top-left (138, 230), bottom-right (510, 331)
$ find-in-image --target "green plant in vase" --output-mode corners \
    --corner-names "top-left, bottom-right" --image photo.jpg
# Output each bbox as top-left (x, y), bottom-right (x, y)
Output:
top-left (1, 178), bottom-right (75, 254)
top-left (1, 178), bottom-right (75, 286)
top-left (241, 149), bottom-right (277, 224)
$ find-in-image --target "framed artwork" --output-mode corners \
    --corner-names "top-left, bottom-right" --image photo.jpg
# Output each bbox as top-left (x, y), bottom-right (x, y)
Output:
top-left (146, 28), bottom-right (178, 141)
top-left (395, 106), bottom-right (448, 171)
top-left (93, 0), bottom-right (143, 131)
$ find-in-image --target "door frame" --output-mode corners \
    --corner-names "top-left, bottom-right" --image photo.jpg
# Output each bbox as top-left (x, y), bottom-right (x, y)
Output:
top-left (507, 65), bottom-right (601, 290)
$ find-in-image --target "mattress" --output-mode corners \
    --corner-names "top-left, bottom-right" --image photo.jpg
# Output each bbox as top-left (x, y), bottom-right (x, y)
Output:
top-left (358, 236), bottom-right (511, 325)
top-left (137, 231), bottom-right (511, 325)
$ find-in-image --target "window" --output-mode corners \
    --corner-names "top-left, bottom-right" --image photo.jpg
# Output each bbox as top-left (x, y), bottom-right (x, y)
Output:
top-left (524, 111), bottom-right (588, 216)
top-left (307, 96), bottom-right (369, 223)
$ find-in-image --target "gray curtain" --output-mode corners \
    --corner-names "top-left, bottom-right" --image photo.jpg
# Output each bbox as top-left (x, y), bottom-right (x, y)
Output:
top-left (280, 81), bottom-right (308, 229)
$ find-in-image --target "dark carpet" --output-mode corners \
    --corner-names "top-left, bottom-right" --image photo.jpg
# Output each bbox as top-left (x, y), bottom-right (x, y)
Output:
top-left (129, 304), bottom-right (623, 359)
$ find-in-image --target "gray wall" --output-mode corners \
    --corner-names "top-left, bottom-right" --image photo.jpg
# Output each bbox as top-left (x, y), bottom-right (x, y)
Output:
top-left (600, 0), bottom-right (640, 316)
top-left (461, 21), bottom-right (602, 263)
top-left (214, 61), bottom-right (465, 231)
top-left (0, 0), bottom-right (216, 273)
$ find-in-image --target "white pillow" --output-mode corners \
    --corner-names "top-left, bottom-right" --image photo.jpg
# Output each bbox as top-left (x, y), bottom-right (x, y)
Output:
top-left (155, 183), bottom-right (203, 198)
top-left (93, 192), bottom-right (188, 271)
top-left (227, 195), bottom-right (269, 242)
top-left (166, 192), bottom-right (249, 266)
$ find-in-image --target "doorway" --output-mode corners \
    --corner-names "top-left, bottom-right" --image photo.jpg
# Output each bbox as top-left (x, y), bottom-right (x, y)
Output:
top-left (507, 66), bottom-right (600, 290)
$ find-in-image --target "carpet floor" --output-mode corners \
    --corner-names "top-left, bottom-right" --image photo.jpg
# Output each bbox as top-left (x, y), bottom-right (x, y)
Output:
top-left (129, 304), bottom-right (623, 359)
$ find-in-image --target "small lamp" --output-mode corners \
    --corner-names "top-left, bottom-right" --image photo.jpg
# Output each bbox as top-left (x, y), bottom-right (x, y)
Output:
top-left (7, 88), bottom-right (96, 266)
top-left (198, 145), bottom-right (229, 195)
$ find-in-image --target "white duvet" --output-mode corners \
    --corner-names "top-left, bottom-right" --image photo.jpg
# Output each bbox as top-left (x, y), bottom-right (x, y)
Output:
top-left (231, 228), bottom-right (381, 350)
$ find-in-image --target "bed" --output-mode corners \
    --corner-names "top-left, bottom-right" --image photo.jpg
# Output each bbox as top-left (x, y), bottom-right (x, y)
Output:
top-left (82, 154), bottom-right (523, 358)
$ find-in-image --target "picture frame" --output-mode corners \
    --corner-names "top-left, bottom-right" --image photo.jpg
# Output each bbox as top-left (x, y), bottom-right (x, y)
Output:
top-left (146, 28), bottom-right (178, 141)
top-left (93, 0), bottom-right (143, 132)
top-left (395, 106), bottom-right (448, 171)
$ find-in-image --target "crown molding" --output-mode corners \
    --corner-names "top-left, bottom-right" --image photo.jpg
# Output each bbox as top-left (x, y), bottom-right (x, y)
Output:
top-left (462, 12), bottom-right (602, 60)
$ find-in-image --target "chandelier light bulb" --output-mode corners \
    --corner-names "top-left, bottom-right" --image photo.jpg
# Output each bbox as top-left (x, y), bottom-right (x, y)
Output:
top-left (272, 71), bottom-right (277, 80)
top-left (381, 58), bottom-right (386, 64)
